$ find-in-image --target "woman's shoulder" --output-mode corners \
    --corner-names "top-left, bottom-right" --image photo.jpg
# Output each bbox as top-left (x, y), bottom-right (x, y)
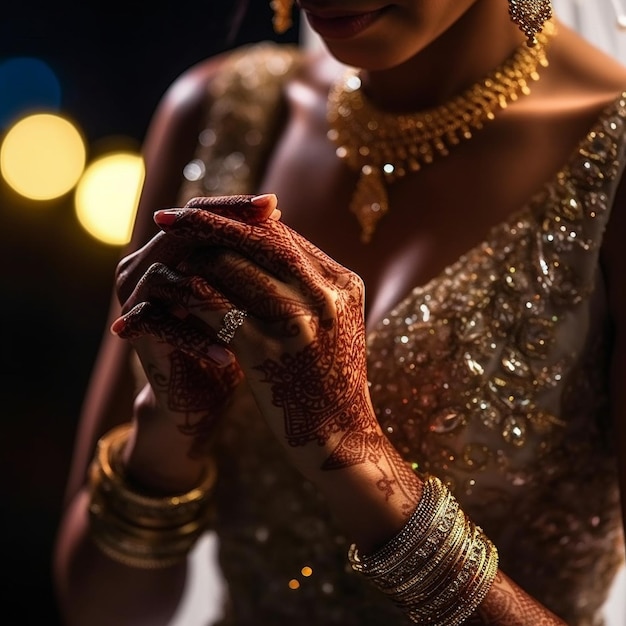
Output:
top-left (139, 41), bottom-right (307, 186)
top-left (128, 42), bottom-right (305, 247)
top-left (549, 20), bottom-right (626, 105)
top-left (508, 20), bottom-right (626, 178)
top-left (158, 42), bottom-right (305, 114)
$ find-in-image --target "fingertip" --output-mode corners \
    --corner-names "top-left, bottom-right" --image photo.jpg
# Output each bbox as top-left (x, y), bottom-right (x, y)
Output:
top-left (250, 193), bottom-right (278, 211)
top-left (206, 344), bottom-right (236, 367)
top-left (153, 209), bottom-right (183, 228)
top-left (110, 316), bottom-right (125, 335)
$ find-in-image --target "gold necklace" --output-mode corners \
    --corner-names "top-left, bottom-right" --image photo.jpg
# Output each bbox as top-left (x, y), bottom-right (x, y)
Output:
top-left (327, 20), bottom-right (556, 244)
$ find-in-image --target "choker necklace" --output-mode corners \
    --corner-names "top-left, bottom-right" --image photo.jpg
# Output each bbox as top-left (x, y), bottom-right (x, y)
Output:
top-left (327, 20), bottom-right (556, 244)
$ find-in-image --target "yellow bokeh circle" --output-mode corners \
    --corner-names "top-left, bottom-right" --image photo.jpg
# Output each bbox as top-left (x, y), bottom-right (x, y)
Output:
top-left (0, 113), bottom-right (86, 200)
top-left (74, 152), bottom-right (145, 246)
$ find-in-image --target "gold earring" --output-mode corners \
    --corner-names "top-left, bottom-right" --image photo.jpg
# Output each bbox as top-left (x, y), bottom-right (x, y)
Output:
top-left (508, 0), bottom-right (552, 46)
top-left (270, 0), bottom-right (294, 34)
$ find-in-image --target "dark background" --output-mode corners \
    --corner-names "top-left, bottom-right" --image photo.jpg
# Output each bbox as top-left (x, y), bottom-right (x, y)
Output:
top-left (1, 3), bottom-right (298, 623)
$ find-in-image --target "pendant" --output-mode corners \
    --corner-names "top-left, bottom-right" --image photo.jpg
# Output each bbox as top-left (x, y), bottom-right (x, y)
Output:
top-left (350, 165), bottom-right (389, 244)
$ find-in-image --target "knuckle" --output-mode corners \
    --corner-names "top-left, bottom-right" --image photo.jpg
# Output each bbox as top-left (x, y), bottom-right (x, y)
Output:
top-left (145, 261), bottom-right (167, 276)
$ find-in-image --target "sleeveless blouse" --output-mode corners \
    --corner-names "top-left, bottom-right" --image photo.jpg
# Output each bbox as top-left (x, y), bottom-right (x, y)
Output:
top-left (176, 42), bottom-right (626, 626)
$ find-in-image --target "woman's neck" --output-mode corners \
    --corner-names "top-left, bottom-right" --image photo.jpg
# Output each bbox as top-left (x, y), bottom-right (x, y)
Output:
top-left (360, 1), bottom-right (528, 112)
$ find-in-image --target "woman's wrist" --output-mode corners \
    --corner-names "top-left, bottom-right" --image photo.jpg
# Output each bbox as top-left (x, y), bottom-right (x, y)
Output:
top-left (311, 436), bottom-right (424, 553)
top-left (347, 475), bottom-right (499, 626)
top-left (122, 385), bottom-right (215, 495)
top-left (123, 422), bottom-right (208, 495)
top-left (87, 423), bottom-right (216, 569)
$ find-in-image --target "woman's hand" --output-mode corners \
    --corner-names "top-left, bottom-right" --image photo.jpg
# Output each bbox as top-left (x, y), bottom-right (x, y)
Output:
top-left (112, 195), bottom-right (422, 547)
top-left (111, 195), bottom-right (278, 459)
top-left (112, 202), bottom-right (391, 480)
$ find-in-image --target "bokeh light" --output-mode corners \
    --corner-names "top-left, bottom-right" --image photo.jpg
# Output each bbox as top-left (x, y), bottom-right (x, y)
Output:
top-left (0, 57), bottom-right (61, 129)
top-left (74, 152), bottom-right (145, 246)
top-left (1, 113), bottom-right (86, 200)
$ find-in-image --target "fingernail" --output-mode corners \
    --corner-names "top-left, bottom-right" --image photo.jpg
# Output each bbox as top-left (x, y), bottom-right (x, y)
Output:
top-left (268, 208), bottom-right (282, 221)
top-left (110, 316), bottom-right (126, 334)
top-left (153, 209), bottom-right (183, 228)
top-left (206, 344), bottom-right (235, 367)
top-left (251, 194), bottom-right (278, 210)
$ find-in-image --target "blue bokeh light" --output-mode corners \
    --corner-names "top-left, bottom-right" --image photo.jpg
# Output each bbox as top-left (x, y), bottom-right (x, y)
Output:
top-left (0, 57), bottom-right (61, 129)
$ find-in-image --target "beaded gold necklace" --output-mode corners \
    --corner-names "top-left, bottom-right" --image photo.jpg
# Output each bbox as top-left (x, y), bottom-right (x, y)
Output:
top-left (327, 20), bottom-right (556, 243)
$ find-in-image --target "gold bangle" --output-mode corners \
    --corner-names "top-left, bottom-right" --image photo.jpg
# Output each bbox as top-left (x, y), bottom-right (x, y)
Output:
top-left (407, 533), bottom-right (498, 626)
top-left (93, 422), bottom-right (217, 528)
top-left (348, 474), bottom-right (450, 578)
top-left (390, 511), bottom-right (472, 600)
top-left (88, 422), bottom-right (217, 568)
top-left (89, 515), bottom-right (204, 569)
top-left (347, 474), bottom-right (499, 626)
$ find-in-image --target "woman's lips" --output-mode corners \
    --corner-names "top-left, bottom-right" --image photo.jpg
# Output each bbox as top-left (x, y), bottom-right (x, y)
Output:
top-left (303, 7), bottom-right (388, 40)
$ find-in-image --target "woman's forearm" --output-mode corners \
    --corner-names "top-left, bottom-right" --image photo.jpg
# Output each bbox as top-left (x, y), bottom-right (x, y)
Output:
top-left (310, 439), bottom-right (566, 626)
top-left (477, 572), bottom-right (565, 625)
top-left (54, 489), bottom-right (190, 626)
top-left (55, 392), bottom-right (216, 626)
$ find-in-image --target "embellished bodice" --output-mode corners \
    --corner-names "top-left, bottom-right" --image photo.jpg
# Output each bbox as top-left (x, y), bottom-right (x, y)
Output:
top-left (177, 43), bottom-right (625, 626)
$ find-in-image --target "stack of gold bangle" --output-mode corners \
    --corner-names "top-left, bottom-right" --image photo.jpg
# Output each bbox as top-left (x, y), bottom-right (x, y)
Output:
top-left (348, 475), bottom-right (498, 625)
top-left (88, 423), bottom-right (217, 569)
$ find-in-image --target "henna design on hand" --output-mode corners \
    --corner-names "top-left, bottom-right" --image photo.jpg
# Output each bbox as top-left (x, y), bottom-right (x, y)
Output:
top-left (183, 194), bottom-right (276, 224)
top-left (133, 206), bottom-right (421, 507)
top-left (120, 301), bottom-right (242, 455)
top-left (112, 196), bottom-right (281, 459)
top-left (180, 249), bottom-right (308, 332)
top-left (117, 194), bottom-right (275, 310)
top-left (167, 350), bottom-right (240, 415)
top-left (156, 209), bottom-right (335, 295)
top-left (137, 343), bottom-right (241, 456)
top-left (254, 303), bottom-right (371, 449)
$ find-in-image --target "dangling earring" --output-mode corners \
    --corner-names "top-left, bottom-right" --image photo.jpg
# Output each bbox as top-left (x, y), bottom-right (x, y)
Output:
top-left (508, 0), bottom-right (552, 46)
top-left (270, 0), bottom-right (294, 34)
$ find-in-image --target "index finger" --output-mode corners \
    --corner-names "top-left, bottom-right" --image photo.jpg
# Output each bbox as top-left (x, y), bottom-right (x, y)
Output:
top-left (116, 194), bottom-right (278, 305)
top-left (184, 193), bottom-right (279, 223)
